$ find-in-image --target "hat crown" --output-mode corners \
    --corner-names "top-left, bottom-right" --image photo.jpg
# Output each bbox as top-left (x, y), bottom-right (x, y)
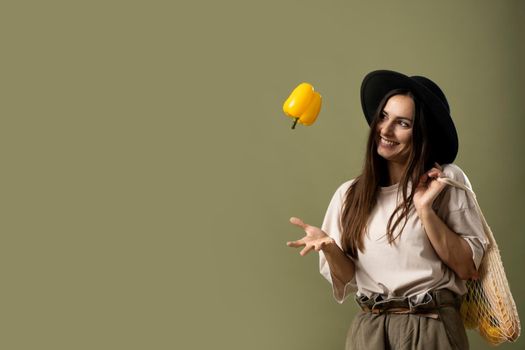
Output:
top-left (410, 76), bottom-right (450, 113)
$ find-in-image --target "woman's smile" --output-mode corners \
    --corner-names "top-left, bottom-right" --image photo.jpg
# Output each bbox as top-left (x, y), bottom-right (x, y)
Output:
top-left (379, 136), bottom-right (400, 147)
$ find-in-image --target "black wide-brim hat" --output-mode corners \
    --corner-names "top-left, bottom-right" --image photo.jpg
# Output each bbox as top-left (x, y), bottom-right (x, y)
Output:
top-left (360, 70), bottom-right (458, 164)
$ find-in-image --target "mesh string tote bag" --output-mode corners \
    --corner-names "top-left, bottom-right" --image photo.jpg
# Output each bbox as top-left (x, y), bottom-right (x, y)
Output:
top-left (437, 176), bottom-right (521, 345)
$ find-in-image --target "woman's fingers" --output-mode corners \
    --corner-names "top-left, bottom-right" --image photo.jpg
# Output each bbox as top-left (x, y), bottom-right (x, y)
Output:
top-left (417, 173), bottom-right (428, 187)
top-left (289, 216), bottom-right (308, 229)
top-left (300, 245), bottom-right (314, 256)
top-left (417, 164), bottom-right (445, 188)
top-left (286, 239), bottom-right (305, 248)
top-left (288, 237), bottom-right (331, 255)
top-left (427, 168), bottom-right (442, 178)
top-left (314, 242), bottom-right (325, 252)
top-left (420, 167), bottom-right (443, 184)
top-left (428, 163), bottom-right (444, 177)
top-left (287, 239), bottom-right (314, 256)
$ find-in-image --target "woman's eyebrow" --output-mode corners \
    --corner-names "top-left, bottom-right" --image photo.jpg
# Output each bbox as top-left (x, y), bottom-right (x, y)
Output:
top-left (382, 110), bottom-right (413, 121)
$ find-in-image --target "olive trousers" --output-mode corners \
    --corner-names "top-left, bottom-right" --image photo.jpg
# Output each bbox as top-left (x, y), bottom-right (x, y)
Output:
top-left (346, 291), bottom-right (469, 350)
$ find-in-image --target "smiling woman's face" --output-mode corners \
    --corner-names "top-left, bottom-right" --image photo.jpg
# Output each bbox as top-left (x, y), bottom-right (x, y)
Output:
top-left (376, 94), bottom-right (415, 166)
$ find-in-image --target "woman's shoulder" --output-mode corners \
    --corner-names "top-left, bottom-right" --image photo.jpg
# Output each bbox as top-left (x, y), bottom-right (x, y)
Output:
top-left (435, 163), bottom-right (477, 212)
top-left (325, 178), bottom-right (356, 204)
top-left (334, 178), bottom-right (356, 195)
top-left (441, 163), bottom-right (473, 189)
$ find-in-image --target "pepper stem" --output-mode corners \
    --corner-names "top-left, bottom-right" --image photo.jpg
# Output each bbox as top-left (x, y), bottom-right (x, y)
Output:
top-left (291, 117), bottom-right (299, 129)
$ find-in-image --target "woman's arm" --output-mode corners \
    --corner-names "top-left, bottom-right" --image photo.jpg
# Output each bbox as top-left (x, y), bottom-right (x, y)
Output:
top-left (413, 164), bottom-right (479, 280)
top-left (320, 239), bottom-right (356, 289)
top-left (417, 207), bottom-right (478, 280)
top-left (287, 217), bottom-right (355, 286)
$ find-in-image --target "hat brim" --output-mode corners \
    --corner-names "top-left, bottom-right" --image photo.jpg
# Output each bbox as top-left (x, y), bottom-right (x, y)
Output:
top-left (360, 70), bottom-right (458, 164)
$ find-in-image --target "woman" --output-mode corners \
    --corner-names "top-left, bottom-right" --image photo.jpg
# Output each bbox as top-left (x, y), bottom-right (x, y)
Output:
top-left (287, 70), bottom-right (489, 349)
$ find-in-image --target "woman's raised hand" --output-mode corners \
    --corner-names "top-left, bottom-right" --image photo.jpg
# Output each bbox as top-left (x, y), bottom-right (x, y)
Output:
top-left (413, 163), bottom-right (447, 213)
top-left (287, 217), bottom-right (335, 256)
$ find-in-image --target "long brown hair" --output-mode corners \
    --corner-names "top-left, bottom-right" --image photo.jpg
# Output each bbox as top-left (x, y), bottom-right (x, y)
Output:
top-left (341, 89), bottom-right (434, 259)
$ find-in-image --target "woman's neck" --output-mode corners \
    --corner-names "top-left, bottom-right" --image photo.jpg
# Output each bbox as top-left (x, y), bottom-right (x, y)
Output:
top-left (386, 161), bottom-right (407, 186)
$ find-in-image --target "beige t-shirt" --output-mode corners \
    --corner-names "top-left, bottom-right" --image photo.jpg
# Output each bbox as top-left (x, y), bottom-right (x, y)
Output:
top-left (319, 164), bottom-right (489, 305)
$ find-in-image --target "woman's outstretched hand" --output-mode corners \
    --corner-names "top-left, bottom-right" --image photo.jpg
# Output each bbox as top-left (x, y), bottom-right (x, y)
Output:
top-left (413, 163), bottom-right (447, 213)
top-left (287, 217), bottom-right (335, 256)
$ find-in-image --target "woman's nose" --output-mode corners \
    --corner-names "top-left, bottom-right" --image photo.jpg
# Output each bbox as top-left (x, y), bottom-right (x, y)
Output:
top-left (380, 120), bottom-right (395, 134)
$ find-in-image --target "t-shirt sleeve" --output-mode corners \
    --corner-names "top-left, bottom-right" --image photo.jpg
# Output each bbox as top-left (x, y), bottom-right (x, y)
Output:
top-left (435, 164), bottom-right (490, 270)
top-left (319, 180), bottom-right (357, 304)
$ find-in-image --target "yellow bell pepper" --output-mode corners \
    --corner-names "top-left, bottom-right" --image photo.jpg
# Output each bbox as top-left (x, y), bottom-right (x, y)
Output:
top-left (479, 318), bottom-right (503, 344)
top-left (459, 299), bottom-right (479, 329)
top-left (283, 82), bottom-right (322, 129)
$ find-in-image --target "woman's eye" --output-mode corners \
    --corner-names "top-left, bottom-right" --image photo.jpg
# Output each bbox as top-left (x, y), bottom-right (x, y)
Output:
top-left (399, 121), bottom-right (409, 127)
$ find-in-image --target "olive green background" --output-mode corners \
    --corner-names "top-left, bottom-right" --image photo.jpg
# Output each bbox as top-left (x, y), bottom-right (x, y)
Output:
top-left (2, 0), bottom-right (523, 349)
